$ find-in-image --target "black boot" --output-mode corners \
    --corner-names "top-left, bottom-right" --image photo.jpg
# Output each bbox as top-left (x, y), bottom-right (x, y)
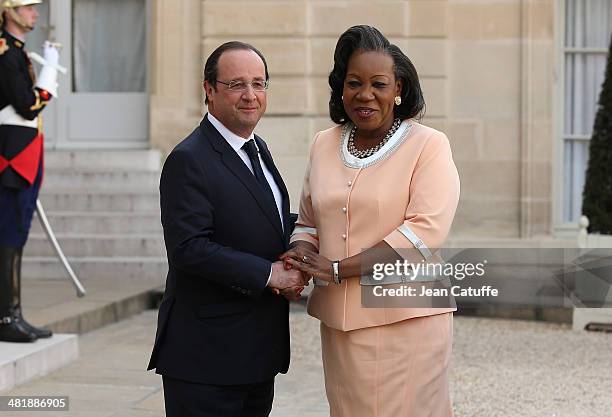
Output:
top-left (16, 306), bottom-right (52, 338)
top-left (12, 247), bottom-right (52, 338)
top-left (11, 247), bottom-right (52, 338)
top-left (0, 245), bottom-right (37, 343)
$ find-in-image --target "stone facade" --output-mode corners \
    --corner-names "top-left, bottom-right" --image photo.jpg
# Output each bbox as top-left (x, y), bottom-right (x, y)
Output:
top-left (149, 0), bottom-right (558, 240)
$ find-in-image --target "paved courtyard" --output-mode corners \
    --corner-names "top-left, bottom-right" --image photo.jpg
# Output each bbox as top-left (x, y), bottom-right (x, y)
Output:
top-left (1, 304), bottom-right (611, 417)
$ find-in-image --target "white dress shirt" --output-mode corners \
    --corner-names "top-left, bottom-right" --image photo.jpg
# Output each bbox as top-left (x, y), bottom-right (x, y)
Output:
top-left (207, 113), bottom-right (284, 286)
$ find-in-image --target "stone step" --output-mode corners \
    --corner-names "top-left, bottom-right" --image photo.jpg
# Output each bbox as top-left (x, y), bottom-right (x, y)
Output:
top-left (0, 334), bottom-right (78, 392)
top-left (30, 211), bottom-right (162, 234)
top-left (24, 234), bottom-right (165, 257)
top-left (21, 277), bottom-right (164, 335)
top-left (42, 170), bottom-right (160, 190)
top-left (39, 190), bottom-right (158, 211)
top-left (0, 275), bottom-right (165, 392)
top-left (573, 308), bottom-right (612, 331)
top-left (22, 257), bottom-right (167, 282)
top-left (44, 150), bottom-right (162, 171)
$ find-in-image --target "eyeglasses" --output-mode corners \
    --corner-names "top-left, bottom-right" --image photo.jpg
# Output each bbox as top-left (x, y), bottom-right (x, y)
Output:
top-left (217, 79), bottom-right (269, 92)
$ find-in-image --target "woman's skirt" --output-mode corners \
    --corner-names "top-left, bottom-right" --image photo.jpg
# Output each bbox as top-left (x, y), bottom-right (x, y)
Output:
top-left (320, 312), bottom-right (453, 417)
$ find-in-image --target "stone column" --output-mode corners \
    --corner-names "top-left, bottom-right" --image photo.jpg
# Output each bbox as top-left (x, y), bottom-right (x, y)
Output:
top-left (149, 0), bottom-right (204, 152)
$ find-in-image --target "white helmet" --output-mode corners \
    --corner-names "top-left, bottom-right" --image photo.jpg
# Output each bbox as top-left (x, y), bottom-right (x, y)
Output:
top-left (1, 0), bottom-right (43, 31)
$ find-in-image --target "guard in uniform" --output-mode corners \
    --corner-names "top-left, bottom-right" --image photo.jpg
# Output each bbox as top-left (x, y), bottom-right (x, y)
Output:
top-left (0, 0), bottom-right (60, 342)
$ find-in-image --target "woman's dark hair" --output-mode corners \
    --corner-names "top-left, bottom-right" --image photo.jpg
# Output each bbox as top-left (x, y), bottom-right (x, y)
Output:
top-left (203, 41), bottom-right (269, 104)
top-left (328, 25), bottom-right (425, 124)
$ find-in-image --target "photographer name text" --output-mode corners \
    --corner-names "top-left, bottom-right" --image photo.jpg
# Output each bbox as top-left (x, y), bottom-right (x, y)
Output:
top-left (372, 285), bottom-right (499, 297)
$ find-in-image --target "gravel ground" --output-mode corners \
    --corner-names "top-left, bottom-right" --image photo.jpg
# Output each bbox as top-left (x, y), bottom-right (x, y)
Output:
top-left (450, 315), bottom-right (612, 417)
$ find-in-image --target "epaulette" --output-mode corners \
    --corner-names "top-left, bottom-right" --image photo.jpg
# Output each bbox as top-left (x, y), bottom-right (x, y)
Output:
top-left (0, 38), bottom-right (9, 56)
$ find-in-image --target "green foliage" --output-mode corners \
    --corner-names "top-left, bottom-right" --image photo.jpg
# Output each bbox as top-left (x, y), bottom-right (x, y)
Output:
top-left (582, 34), bottom-right (612, 233)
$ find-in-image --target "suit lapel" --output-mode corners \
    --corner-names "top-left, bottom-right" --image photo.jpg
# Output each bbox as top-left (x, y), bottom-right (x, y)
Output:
top-left (200, 117), bottom-right (285, 240)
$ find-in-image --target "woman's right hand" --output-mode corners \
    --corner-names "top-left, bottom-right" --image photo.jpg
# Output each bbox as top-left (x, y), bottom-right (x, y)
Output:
top-left (280, 240), bottom-right (318, 285)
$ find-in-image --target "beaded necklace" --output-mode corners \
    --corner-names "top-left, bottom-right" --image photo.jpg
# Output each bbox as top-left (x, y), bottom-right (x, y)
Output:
top-left (347, 118), bottom-right (402, 159)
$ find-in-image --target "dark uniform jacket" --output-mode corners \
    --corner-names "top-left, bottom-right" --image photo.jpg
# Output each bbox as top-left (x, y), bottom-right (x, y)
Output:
top-left (0, 30), bottom-right (50, 189)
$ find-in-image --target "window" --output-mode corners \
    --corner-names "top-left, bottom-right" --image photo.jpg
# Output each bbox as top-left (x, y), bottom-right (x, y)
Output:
top-left (72, 0), bottom-right (146, 92)
top-left (563, 0), bottom-right (612, 222)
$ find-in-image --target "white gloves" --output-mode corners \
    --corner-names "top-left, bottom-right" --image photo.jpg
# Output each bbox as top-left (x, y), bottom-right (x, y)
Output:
top-left (42, 41), bottom-right (59, 66)
top-left (35, 41), bottom-right (61, 97)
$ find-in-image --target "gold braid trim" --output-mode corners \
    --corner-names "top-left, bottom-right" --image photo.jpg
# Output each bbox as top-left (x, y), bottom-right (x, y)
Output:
top-left (29, 89), bottom-right (49, 111)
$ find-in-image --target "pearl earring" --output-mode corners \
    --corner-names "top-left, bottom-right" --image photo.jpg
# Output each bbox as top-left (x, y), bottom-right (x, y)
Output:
top-left (394, 96), bottom-right (402, 106)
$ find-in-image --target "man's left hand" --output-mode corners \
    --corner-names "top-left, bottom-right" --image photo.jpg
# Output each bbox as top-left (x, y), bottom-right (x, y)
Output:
top-left (279, 286), bottom-right (304, 301)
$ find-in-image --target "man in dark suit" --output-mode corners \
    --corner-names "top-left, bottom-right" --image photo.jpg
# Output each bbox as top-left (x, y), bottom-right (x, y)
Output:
top-left (147, 41), bottom-right (306, 417)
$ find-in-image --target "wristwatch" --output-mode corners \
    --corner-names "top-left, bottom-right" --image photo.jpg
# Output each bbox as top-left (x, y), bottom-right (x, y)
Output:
top-left (331, 260), bottom-right (341, 285)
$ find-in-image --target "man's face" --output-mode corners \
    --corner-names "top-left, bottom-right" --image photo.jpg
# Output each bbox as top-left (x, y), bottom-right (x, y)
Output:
top-left (204, 49), bottom-right (267, 139)
top-left (14, 5), bottom-right (39, 30)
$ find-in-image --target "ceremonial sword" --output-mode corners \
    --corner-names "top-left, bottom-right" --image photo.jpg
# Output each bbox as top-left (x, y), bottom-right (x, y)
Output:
top-left (29, 43), bottom-right (85, 296)
top-left (36, 199), bottom-right (86, 297)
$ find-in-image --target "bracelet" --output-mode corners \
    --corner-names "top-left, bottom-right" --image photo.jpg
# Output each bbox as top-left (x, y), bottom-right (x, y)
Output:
top-left (332, 260), bottom-right (341, 285)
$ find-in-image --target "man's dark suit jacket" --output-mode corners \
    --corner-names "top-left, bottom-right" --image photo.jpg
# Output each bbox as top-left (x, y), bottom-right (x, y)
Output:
top-left (148, 115), bottom-right (292, 385)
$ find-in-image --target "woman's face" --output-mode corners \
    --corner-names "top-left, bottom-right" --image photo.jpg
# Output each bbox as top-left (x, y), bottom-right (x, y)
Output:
top-left (342, 50), bottom-right (402, 135)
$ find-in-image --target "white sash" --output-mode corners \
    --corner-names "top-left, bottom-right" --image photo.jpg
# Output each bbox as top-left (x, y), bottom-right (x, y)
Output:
top-left (0, 105), bottom-right (38, 129)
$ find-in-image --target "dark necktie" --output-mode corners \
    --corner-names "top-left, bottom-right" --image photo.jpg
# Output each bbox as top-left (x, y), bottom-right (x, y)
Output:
top-left (242, 139), bottom-right (279, 216)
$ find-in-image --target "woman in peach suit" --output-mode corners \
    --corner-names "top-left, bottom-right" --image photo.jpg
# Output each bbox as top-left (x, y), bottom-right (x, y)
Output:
top-left (282, 26), bottom-right (460, 417)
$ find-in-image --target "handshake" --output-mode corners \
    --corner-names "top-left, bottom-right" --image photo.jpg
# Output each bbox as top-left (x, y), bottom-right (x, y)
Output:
top-left (267, 242), bottom-right (334, 301)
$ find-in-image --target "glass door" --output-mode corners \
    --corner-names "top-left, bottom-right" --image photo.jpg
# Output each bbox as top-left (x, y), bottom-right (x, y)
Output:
top-left (31, 0), bottom-right (149, 149)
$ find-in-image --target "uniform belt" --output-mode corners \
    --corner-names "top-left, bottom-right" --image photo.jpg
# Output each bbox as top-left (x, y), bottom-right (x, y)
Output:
top-left (0, 105), bottom-right (38, 129)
